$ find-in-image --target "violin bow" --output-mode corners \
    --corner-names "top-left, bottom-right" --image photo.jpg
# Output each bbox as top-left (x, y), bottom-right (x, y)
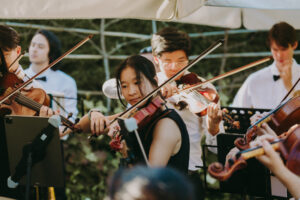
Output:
top-left (280, 77), bottom-right (300, 103)
top-left (109, 39), bottom-right (224, 125)
top-left (248, 71), bottom-right (300, 131)
top-left (178, 56), bottom-right (272, 94)
top-left (0, 35), bottom-right (93, 105)
top-left (6, 51), bottom-right (26, 71)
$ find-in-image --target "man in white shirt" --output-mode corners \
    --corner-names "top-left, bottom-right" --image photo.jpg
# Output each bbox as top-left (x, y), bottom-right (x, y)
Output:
top-left (232, 22), bottom-right (300, 109)
top-left (231, 22), bottom-right (300, 198)
top-left (25, 30), bottom-right (78, 121)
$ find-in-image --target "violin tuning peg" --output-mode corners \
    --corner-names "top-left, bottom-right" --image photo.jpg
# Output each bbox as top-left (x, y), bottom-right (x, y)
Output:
top-left (62, 126), bottom-right (68, 133)
top-left (67, 112), bottom-right (73, 119)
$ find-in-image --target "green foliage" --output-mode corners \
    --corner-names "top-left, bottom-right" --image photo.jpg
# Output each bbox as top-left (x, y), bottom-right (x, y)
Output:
top-left (63, 133), bottom-right (121, 199)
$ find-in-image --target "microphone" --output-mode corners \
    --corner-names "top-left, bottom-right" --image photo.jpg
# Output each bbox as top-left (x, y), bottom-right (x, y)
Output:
top-left (7, 115), bottom-right (61, 188)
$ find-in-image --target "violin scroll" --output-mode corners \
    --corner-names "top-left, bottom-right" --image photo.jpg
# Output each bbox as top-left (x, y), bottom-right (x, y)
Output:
top-left (234, 126), bottom-right (259, 150)
top-left (208, 159), bottom-right (248, 181)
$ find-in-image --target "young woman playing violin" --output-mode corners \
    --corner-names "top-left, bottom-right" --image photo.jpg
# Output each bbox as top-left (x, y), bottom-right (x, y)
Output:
top-left (69, 55), bottom-right (190, 173)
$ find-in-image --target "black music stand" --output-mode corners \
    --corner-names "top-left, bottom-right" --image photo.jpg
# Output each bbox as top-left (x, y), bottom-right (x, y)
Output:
top-left (3, 115), bottom-right (65, 198)
top-left (0, 116), bottom-right (20, 199)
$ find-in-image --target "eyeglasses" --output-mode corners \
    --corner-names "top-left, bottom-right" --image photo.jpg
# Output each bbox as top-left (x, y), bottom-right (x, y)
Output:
top-left (161, 60), bottom-right (189, 68)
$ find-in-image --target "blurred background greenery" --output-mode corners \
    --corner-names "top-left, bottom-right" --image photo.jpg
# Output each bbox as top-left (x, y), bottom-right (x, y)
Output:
top-left (2, 19), bottom-right (299, 199)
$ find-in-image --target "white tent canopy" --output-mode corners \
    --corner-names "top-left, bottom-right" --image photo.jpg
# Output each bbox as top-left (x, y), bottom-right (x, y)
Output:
top-left (180, 6), bottom-right (300, 30)
top-left (1, 0), bottom-right (300, 30)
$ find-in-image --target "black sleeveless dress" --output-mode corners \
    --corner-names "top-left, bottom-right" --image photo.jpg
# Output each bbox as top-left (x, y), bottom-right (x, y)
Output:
top-left (122, 108), bottom-right (190, 174)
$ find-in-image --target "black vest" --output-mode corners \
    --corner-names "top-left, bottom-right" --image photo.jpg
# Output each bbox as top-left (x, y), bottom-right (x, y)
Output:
top-left (124, 108), bottom-right (190, 174)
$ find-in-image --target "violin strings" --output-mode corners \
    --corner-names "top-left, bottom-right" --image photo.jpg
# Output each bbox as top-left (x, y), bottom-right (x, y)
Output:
top-left (15, 93), bottom-right (73, 126)
top-left (15, 92), bottom-right (41, 111)
top-left (189, 90), bottom-right (237, 127)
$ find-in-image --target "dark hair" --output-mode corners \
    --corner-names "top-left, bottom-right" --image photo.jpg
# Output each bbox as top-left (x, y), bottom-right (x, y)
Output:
top-left (0, 25), bottom-right (20, 74)
top-left (34, 29), bottom-right (62, 70)
top-left (109, 166), bottom-right (195, 200)
top-left (0, 50), bottom-right (7, 75)
top-left (151, 27), bottom-right (191, 57)
top-left (115, 55), bottom-right (158, 107)
top-left (0, 25), bottom-right (20, 51)
top-left (267, 22), bottom-right (297, 48)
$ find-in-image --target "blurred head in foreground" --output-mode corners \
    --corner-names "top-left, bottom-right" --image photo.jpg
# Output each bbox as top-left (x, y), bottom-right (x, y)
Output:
top-left (109, 166), bottom-right (195, 200)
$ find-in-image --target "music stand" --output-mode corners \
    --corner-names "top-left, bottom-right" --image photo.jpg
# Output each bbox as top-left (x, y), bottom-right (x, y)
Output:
top-left (0, 116), bottom-right (20, 199)
top-left (4, 115), bottom-right (65, 189)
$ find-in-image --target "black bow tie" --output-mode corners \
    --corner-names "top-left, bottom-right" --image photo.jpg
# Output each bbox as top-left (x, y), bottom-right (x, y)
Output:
top-left (35, 76), bottom-right (47, 82)
top-left (273, 75), bottom-right (280, 81)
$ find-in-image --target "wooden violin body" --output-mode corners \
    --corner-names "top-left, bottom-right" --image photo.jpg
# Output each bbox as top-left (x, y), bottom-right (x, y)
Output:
top-left (175, 72), bottom-right (239, 129)
top-left (235, 96), bottom-right (300, 150)
top-left (0, 72), bottom-right (50, 116)
top-left (109, 96), bottom-right (166, 151)
top-left (175, 72), bottom-right (219, 116)
top-left (0, 72), bottom-right (81, 132)
top-left (208, 125), bottom-right (300, 181)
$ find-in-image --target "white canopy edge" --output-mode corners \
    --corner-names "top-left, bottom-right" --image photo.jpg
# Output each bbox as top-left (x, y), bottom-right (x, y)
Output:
top-left (205, 0), bottom-right (300, 9)
top-left (0, 0), bottom-right (204, 20)
top-left (1, 0), bottom-right (300, 30)
top-left (179, 6), bottom-right (300, 30)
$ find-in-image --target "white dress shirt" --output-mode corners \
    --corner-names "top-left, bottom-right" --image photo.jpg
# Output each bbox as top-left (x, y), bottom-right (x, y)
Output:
top-left (25, 66), bottom-right (78, 121)
top-left (232, 60), bottom-right (300, 197)
top-left (232, 59), bottom-right (300, 109)
top-left (15, 65), bottom-right (42, 90)
top-left (157, 72), bottom-right (224, 170)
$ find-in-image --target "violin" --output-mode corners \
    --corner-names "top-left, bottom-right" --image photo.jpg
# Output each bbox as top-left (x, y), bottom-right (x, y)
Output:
top-left (109, 96), bottom-right (166, 150)
top-left (234, 95), bottom-right (300, 150)
top-left (0, 72), bottom-right (50, 116)
top-left (165, 56), bottom-right (272, 128)
top-left (0, 72), bottom-right (81, 132)
top-left (173, 72), bottom-right (240, 129)
top-left (208, 124), bottom-right (300, 181)
top-left (0, 35), bottom-right (93, 106)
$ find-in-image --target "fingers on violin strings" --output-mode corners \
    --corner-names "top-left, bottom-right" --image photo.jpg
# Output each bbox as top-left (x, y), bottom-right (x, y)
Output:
top-left (93, 119), bottom-right (101, 135)
top-left (99, 118), bottom-right (105, 133)
top-left (91, 119), bottom-right (96, 134)
top-left (249, 139), bottom-right (263, 148)
top-left (39, 106), bottom-right (47, 117)
top-left (261, 123), bottom-right (277, 137)
top-left (208, 103), bottom-right (218, 116)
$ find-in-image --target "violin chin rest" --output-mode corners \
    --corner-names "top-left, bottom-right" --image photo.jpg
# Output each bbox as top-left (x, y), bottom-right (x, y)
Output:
top-left (0, 107), bottom-right (12, 117)
top-left (124, 117), bottom-right (138, 132)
